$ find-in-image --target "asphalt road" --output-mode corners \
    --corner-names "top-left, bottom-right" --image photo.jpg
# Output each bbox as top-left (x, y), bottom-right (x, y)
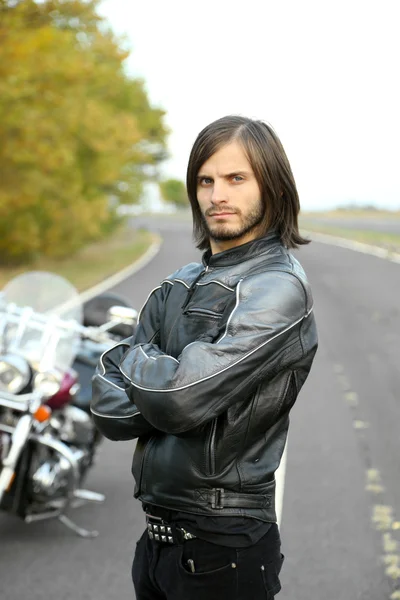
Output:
top-left (1, 217), bottom-right (399, 600)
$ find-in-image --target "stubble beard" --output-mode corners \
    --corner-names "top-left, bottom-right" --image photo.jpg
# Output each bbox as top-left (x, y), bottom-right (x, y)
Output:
top-left (203, 202), bottom-right (265, 243)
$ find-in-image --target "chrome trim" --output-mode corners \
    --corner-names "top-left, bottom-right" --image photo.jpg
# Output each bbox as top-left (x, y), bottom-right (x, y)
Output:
top-left (0, 413), bottom-right (33, 502)
top-left (30, 433), bottom-right (80, 494)
top-left (0, 424), bottom-right (13, 435)
top-left (0, 397), bottom-right (30, 412)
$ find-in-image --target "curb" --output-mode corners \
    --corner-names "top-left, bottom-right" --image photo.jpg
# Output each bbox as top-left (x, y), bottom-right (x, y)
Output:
top-left (303, 230), bottom-right (400, 265)
top-left (79, 235), bottom-right (162, 303)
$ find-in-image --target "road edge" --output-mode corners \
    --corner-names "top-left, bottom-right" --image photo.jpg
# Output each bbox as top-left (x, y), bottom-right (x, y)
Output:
top-left (303, 230), bottom-right (400, 264)
top-left (79, 235), bottom-right (162, 303)
top-left (79, 227), bottom-right (400, 306)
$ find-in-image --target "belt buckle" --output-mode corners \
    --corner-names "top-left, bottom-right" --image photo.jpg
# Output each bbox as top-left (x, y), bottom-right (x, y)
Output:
top-left (211, 488), bottom-right (225, 509)
top-left (145, 514), bottom-right (174, 544)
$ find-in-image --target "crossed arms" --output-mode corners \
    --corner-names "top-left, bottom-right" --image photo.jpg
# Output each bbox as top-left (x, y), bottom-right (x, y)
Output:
top-left (91, 271), bottom-right (314, 440)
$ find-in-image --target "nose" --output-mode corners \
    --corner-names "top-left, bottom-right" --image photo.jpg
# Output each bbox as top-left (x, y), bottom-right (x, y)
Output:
top-left (210, 180), bottom-right (228, 205)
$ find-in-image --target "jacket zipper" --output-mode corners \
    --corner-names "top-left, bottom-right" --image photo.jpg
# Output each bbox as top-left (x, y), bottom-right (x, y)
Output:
top-left (138, 436), bottom-right (155, 496)
top-left (207, 418), bottom-right (218, 475)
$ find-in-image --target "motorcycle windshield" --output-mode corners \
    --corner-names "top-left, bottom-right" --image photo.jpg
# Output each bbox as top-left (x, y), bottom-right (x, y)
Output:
top-left (0, 272), bottom-right (83, 372)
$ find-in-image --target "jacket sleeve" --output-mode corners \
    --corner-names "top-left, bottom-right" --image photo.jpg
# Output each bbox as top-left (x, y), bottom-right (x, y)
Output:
top-left (120, 271), bottom-right (318, 434)
top-left (90, 284), bottom-right (167, 441)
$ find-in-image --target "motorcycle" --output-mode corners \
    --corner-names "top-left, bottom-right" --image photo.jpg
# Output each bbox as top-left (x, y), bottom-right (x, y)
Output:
top-left (0, 272), bottom-right (137, 537)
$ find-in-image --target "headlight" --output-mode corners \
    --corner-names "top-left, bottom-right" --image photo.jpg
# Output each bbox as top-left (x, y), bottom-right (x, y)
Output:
top-left (0, 354), bottom-right (31, 394)
top-left (34, 371), bottom-right (61, 397)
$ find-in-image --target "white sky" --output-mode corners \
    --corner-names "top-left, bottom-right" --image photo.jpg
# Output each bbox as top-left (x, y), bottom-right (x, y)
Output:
top-left (98, 0), bottom-right (400, 210)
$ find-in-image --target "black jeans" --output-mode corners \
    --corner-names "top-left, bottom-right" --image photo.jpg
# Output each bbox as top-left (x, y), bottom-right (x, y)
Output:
top-left (132, 524), bottom-right (284, 600)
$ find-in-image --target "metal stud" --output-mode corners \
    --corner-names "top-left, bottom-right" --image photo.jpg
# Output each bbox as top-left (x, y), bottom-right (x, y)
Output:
top-left (168, 536), bottom-right (173, 543)
top-left (261, 565), bottom-right (265, 571)
top-left (153, 525), bottom-right (159, 532)
top-left (149, 532), bottom-right (154, 539)
top-left (160, 526), bottom-right (165, 533)
top-left (161, 536), bottom-right (167, 542)
top-left (167, 527), bottom-right (172, 534)
top-left (154, 534), bottom-right (160, 541)
top-left (148, 524), bottom-right (152, 531)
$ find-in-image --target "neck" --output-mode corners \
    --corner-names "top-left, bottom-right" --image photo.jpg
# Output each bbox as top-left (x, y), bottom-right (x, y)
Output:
top-left (209, 230), bottom-right (264, 255)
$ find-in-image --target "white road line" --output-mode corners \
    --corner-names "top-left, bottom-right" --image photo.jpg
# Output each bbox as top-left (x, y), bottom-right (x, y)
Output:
top-left (304, 230), bottom-right (400, 264)
top-left (276, 229), bottom-right (400, 524)
top-left (275, 440), bottom-right (288, 528)
top-left (79, 237), bottom-right (162, 303)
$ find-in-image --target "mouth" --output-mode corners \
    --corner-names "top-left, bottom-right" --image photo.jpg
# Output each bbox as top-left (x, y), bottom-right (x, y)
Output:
top-left (208, 212), bottom-right (236, 218)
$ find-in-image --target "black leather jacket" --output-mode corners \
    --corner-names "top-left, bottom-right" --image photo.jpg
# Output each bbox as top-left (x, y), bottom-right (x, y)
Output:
top-left (91, 232), bottom-right (318, 523)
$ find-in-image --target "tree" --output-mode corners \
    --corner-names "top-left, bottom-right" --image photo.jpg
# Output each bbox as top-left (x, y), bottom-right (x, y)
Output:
top-left (159, 179), bottom-right (188, 209)
top-left (0, 0), bottom-right (169, 263)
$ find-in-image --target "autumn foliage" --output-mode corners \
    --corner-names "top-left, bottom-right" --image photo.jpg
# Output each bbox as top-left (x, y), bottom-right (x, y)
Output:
top-left (0, 0), bottom-right (168, 264)
top-left (159, 179), bottom-right (188, 209)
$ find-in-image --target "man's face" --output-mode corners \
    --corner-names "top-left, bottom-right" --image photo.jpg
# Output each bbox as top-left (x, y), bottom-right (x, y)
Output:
top-left (196, 140), bottom-right (264, 254)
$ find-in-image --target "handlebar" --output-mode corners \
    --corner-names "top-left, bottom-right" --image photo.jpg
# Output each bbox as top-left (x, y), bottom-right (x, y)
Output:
top-left (0, 300), bottom-right (128, 344)
top-left (0, 390), bottom-right (42, 413)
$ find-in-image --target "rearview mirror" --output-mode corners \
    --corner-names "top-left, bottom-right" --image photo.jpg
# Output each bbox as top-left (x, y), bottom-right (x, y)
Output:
top-left (106, 305), bottom-right (139, 326)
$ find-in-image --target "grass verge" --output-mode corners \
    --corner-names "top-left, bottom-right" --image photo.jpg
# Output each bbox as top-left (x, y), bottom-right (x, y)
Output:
top-left (0, 226), bottom-right (158, 292)
top-left (302, 209), bottom-right (400, 220)
top-left (300, 221), bottom-right (400, 254)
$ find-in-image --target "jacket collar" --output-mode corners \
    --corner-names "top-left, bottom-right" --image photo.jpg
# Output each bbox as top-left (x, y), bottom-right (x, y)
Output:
top-left (202, 230), bottom-right (281, 268)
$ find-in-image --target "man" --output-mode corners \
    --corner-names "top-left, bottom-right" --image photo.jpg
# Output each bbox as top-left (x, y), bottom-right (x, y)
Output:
top-left (91, 115), bottom-right (318, 599)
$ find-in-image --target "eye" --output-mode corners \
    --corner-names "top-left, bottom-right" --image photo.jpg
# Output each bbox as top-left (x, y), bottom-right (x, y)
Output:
top-left (199, 177), bottom-right (213, 186)
top-left (232, 175), bottom-right (244, 182)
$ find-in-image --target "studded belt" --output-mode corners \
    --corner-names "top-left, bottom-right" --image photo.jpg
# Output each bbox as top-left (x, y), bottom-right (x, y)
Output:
top-left (145, 513), bottom-right (197, 544)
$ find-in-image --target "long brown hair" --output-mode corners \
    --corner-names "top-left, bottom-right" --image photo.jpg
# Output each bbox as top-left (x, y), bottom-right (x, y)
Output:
top-left (186, 115), bottom-right (309, 250)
